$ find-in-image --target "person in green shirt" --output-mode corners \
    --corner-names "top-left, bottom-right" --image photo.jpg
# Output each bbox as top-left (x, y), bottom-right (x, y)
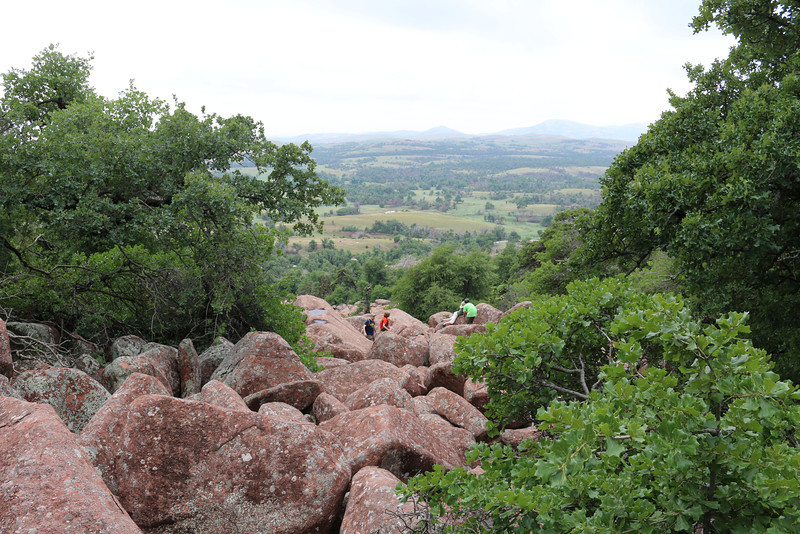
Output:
top-left (462, 299), bottom-right (478, 324)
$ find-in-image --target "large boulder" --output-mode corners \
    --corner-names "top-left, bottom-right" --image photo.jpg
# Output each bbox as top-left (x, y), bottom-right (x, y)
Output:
top-left (312, 392), bottom-right (349, 423)
top-left (89, 394), bottom-right (351, 534)
top-left (12, 367), bottom-right (110, 434)
top-left (0, 318), bottom-right (12, 377)
top-left (428, 332), bottom-right (458, 365)
top-left (343, 376), bottom-right (413, 411)
top-left (138, 344), bottom-right (180, 395)
top-left (102, 354), bottom-right (172, 395)
top-left (177, 338), bottom-right (201, 398)
top-left (295, 295), bottom-right (372, 361)
top-left (320, 404), bottom-right (465, 482)
top-left (316, 359), bottom-right (416, 402)
top-left (340, 467), bottom-right (420, 534)
top-left (78, 373), bottom-right (173, 493)
top-left (425, 360), bottom-right (467, 396)
top-left (0, 374), bottom-right (22, 399)
top-left (417, 413), bottom-right (477, 464)
top-left (438, 323), bottom-right (487, 336)
top-left (368, 331), bottom-right (429, 367)
top-left (197, 336), bottom-right (233, 386)
top-left (109, 334), bottom-right (147, 361)
top-left (475, 302), bottom-right (503, 324)
top-left (1, 396), bottom-right (142, 533)
top-left (242, 379), bottom-right (322, 412)
top-left (427, 387), bottom-right (490, 441)
top-left (187, 379), bottom-right (250, 412)
top-left (210, 331), bottom-right (313, 399)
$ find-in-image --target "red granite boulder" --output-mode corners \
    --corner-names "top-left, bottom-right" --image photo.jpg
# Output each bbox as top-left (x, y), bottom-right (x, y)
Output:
top-left (316, 359), bottom-right (417, 402)
top-left (92, 394), bottom-right (351, 534)
top-left (257, 401), bottom-right (307, 423)
top-left (319, 404), bottom-right (465, 482)
top-left (417, 413), bottom-right (477, 464)
top-left (427, 387), bottom-right (490, 441)
top-left (296, 295), bottom-right (373, 361)
top-left (425, 360), bottom-right (467, 396)
top-left (102, 354), bottom-right (171, 395)
top-left (475, 303), bottom-right (503, 324)
top-left (242, 379), bottom-right (322, 411)
top-left (177, 338), bottom-right (201, 398)
top-left (78, 373), bottom-right (172, 493)
top-left (340, 467), bottom-right (420, 534)
top-left (369, 331), bottom-right (430, 367)
top-left (197, 336), bottom-right (233, 386)
top-left (109, 334), bottom-right (147, 360)
top-left (209, 331), bottom-right (313, 399)
top-left (312, 392), bottom-right (350, 423)
top-left (0, 318), bottom-right (12, 377)
top-left (12, 367), bottom-right (110, 434)
top-left (0, 374), bottom-right (22, 399)
top-left (428, 332), bottom-right (458, 365)
top-left (343, 376), bottom-right (413, 411)
top-left (1, 396), bottom-right (142, 533)
top-left (187, 379), bottom-right (250, 412)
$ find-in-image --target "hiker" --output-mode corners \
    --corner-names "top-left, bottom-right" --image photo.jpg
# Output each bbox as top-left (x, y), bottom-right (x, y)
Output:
top-left (379, 311), bottom-right (392, 332)
top-left (362, 314), bottom-right (376, 341)
top-left (444, 301), bottom-right (466, 325)
top-left (462, 299), bottom-right (478, 324)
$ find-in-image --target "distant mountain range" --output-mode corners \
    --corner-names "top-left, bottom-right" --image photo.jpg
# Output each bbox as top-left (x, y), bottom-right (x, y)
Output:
top-left (275, 120), bottom-right (648, 145)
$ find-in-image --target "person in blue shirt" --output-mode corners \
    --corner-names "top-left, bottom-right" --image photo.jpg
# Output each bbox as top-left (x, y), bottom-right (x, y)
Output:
top-left (362, 314), bottom-right (376, 340)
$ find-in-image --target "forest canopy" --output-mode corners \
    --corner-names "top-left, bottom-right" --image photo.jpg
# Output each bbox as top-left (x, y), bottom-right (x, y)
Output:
top-left (0, 45), bottom-right (344, 349)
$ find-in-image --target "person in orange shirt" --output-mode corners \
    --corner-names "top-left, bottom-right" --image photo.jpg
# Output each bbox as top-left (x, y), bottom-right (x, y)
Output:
top-left (379, 311), bottom-right (392, 332)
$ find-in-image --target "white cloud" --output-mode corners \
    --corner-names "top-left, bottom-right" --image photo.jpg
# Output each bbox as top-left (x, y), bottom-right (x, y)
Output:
top-left (1, 0), bottom-right (735, 137)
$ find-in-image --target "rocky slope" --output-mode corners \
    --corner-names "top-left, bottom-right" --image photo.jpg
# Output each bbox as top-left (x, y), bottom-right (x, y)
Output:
top-left (0, 297), bottom-right (538, 533)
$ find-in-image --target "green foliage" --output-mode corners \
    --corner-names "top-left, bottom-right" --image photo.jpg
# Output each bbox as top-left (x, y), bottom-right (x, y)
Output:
top-left (403, 284), bottom-right (800, 533)
top-left (392, 245), bottom-right (495, 320)
top-left (453, 276), bottom-right (658, 428)
top-left (580, 0), bottom-right (800, 378)
top-left (0, 46), bottom-right (344, 348)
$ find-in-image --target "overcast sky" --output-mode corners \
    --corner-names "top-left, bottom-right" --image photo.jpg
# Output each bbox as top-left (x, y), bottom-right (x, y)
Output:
top-left (1, 0), bottom-right (735, 137)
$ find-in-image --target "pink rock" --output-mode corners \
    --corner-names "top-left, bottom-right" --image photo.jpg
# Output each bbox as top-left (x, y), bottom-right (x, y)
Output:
top-left (0, 318), bottom-right (12, 377)
top-left (0, 374), bottom-right (22, 399)
top-left (177, 338), bottom-right (201, 398)
top-left (410, 395), bottom-right (437, 416)
top-left (425, 361), bottom-right (467, 396)
top-left (138, 344), bottom-right (180, 396)
top-left (464, 379), bottom-right (490, 412)
top-left (187, 379), bottom-right (250, 412)
top-left (109, 334), bottom-right (146, 360)
top-left (320, 404), bottom-right (465, 481)
top-left (242, 379), bottom-right (322, 411)
top-left (316, 359), bottom-right (415, 402)
top-left (427, 387), bottom-right (490, 441)
top-left (102, 354), bottom-right (171, 395)
top-left (312, 392), bottom-right (350, 423)
top-left (400, 364), bottom-right (428, 397)
top-left (78, 373), bottom-right (172, 493)
top-left (369, 331), bottom-right (429, 367)
top-left (93, 394), bottom-right (351, 533)
top-left (428, 311), bottom-right (452, 328)
top-left (475, 303), bottom-right (503, 324)
top-left (417, 413), bottom-right (476, 464)
top-left (258, 401), bottom-right (307, 423)
top-left (428, 332), bottom-right (458, 365)
top-left (209, 331), bottom-right (313, 399)
top-left (296, 295), bottom-right (373, 361)
top-left (1, 397), bottom-right (142, 533)
top-left (12, 367), bottom-right (110, 434)
top-left (314, 355), bottom-right (351, 369)
top-left (197, 336), bottom-right (233, 386)
top-left (438, 323), bottom-right (487, 336)
top-left (500, 425), bottom-right (544, 449)
top-left (340, 467), bottom-right (420, 534)
top-left (344, 377), bottom-right (413, 411)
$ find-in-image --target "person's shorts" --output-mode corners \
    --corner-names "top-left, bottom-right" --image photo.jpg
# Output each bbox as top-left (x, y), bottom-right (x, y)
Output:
top-left (465, 316), bottom-right (475, 324)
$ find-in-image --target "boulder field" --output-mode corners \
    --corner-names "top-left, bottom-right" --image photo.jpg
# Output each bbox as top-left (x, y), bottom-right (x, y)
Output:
top-left (0, 299), bottom-right (539, 533)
